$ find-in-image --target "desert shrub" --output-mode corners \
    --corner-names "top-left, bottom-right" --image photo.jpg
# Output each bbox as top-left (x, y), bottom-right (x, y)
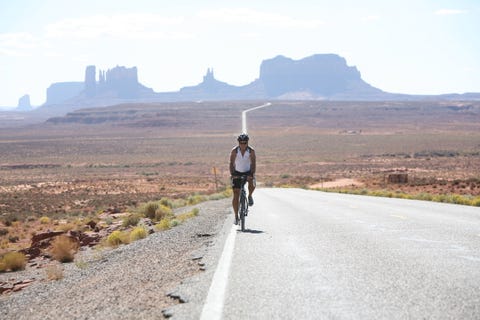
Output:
top-left (45, 263), bottom-right (63, 280)
top-left (130, 227), bottom-right (147, 242)
top-left (155, 205), bottom-right (173, 221)
top-left (140, 202), bottom-right (159, 219)
top-left (0, 228), bottom-right (8, 236)
top-left (159, 197), bottom-right (173, 208)
top-left (50, 235), bottom-right (79, 263)
top-left (122, 213), bottom-right (141, 228)
top-left (56, 223), bottom-right (76, 232)
top-left (208, 191), bottom-right (228, 200)
top-left (433, 194), bottom-right (448, 203)
top-left (177, 208), bottom-right (200, 222)
top-left (359, 189), bottom-right (369, 195)
top-left (0, 252), bottom-right (27, 272)
top-left (107, 230), bottom-right (130, 247)
top-left (417, 193), bottom-right (433, 201)
top-left (170, 219), bottom-right (180, 227)
top-left (0, 238), bottom-right (8, 248)
top-left (172, 198), bottom-right (187, 208)
top-left (155, 218), bottom-right (171, 231)
top-left (107, 231), bottom-right (122, 246)
top-left (8, 236), bottom-right (19, 243)
top-left (39, 216), bottom-right (51, 224)
top-left (450, 194), bottom-right (469, 205)
top-left (472, 197), bottom-right (480, 207)
top-left (187, 194), bottom-right (207, 205)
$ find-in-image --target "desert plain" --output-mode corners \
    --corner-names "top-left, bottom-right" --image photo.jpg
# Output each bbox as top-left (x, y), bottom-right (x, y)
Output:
top-left (1, 99), bottom-right (480, 256)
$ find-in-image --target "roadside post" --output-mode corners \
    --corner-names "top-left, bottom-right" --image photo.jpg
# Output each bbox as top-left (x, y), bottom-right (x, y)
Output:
top-left (212, 167), bottom-right (218, 192)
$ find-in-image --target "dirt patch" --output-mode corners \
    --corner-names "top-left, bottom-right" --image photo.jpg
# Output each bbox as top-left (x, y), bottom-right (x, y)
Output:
top-left (310, 178), bottom-right (364, 189)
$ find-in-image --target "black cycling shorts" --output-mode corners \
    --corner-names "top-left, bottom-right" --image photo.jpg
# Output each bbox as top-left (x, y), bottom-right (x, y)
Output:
top-left (231, 171), bottom-right (254, 189)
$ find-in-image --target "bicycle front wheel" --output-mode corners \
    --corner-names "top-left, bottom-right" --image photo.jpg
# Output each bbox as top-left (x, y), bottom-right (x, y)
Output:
top-left (239, 193), bottom-right (246, 232)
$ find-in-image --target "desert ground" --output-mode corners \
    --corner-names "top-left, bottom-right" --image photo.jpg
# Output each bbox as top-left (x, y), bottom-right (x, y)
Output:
top-left (1, 100), bottom-right (480, 256)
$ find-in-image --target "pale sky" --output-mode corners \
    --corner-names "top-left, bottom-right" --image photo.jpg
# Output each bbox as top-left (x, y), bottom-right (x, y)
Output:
top-left (0, 0), bottom-right (479, 107)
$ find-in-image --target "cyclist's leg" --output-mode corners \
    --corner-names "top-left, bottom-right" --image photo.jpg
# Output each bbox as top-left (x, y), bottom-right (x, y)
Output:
top-left (247, 176), bottom-right (256, 205)
top-left (232, 188), bottom-right (240, 221)
top-left (231, 176), bottom-right (242, 224)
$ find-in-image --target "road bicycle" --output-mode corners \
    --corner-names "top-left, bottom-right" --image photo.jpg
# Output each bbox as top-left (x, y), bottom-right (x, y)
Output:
top-left (237, 175), bottom-right (249, 232)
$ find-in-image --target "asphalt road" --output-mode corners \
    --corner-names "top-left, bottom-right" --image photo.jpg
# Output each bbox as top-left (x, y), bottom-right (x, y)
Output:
top-left (198, 188), bottom-right (480, 319)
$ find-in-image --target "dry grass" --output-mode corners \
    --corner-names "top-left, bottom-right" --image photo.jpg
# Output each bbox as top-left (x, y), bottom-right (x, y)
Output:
top-left (0, 251), bottom-right (27, 272)
top-left (50, 235), bottom-right (79, 263)
top-left (177, 208), bottom-right (200, 222)
top-left (45, 263), bottom-right (64, 280)
top-left (155, 219), bottom-right (171, 231)
top-left (129, 227), bottom-right (147, 242)
top-left (106, 230), bottom-right (130, 247)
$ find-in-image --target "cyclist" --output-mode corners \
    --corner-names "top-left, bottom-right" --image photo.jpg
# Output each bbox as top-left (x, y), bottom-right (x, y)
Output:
top-left (230, 133), bottom-right (256, 225)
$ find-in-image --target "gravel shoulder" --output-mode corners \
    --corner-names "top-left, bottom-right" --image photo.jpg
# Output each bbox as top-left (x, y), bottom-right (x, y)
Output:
top-left (0, 198), bottom-right (231, 320)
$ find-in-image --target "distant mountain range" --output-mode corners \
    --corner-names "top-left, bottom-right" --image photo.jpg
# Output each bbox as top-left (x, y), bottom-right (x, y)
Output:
top-left (6, 54), bottom-right (480, 117)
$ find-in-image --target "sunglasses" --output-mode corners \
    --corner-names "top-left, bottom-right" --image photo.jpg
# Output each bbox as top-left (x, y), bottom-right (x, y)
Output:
top-left (239, 141), bottom-right (248, 144)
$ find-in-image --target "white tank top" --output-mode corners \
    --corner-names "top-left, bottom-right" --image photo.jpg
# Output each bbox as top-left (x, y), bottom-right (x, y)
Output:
top-left (234, 147), bottom-right (251, 173)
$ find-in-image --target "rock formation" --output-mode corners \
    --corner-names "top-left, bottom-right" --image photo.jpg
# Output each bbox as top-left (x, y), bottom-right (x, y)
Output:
top-left (257, 54), bottom-right (383, 99)
top-left (16, 94), bottom-right (32, 111)
top-left (25, 53), bottom-right (480, 122)
top-left (98, 65), bottom-right (140, 98)
top-left (84, 65), bottom-right (97, 97)
top-left (177, 54), bottom-right (385, 100)
top-left (46, 82), bottom-right (83, 105)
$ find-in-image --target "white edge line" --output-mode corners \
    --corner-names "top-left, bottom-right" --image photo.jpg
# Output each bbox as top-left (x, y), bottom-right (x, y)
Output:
top-left (200, 224), bottom-right (237, 320)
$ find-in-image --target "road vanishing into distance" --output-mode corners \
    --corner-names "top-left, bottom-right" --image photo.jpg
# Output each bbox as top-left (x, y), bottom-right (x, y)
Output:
top-left (188, 188), bottom-right (480, 319)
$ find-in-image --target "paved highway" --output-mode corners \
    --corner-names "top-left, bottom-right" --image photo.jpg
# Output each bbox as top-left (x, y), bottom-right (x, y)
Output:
top-left (199, 188), bottom-right (480, 319)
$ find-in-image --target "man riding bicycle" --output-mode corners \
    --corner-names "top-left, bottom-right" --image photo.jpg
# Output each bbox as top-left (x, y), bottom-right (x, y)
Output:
top-left (230, 133), bottom-right (256, 225)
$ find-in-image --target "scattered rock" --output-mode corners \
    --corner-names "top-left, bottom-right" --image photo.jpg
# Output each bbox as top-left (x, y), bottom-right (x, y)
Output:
top-left (1, 279), bottom-right (35, 295)
top-left (20, 230), bottom-right (66, 260)
top-left (86, 220), bottom-right (97, 230)
top-left (68, 230), bottom-right (101, 247)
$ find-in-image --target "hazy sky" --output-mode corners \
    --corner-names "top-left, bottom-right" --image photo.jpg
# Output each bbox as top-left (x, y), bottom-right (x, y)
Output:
top-left (1, 0), bottom-right (479, 107)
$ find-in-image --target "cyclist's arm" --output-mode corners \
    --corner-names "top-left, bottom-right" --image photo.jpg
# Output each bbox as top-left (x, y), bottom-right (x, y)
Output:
top-left (229, 149), bottom-right (236, 176)
top-left (250, 149), bottom-right (256, 177)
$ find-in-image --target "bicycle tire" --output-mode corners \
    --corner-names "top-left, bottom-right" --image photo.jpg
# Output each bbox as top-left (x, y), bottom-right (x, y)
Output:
top-left (240, 190), bottom-right (246, 232)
